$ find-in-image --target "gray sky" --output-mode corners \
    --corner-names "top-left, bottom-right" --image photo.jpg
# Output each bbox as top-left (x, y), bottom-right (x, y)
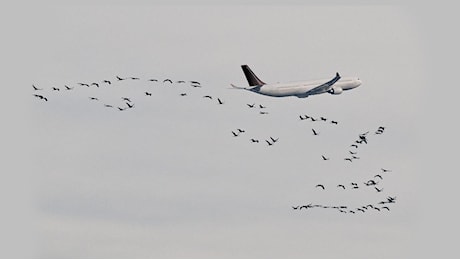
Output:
top-left (1, 0), bottom-right (460, 258)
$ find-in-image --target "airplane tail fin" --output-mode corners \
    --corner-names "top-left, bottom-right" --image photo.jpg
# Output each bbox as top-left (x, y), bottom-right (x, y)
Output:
top-left (241, 65), bottom-right (265, 86)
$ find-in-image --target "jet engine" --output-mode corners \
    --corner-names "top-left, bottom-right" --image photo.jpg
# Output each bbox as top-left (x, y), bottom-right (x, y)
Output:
top-left (328, 87), bottom-right (343, 95)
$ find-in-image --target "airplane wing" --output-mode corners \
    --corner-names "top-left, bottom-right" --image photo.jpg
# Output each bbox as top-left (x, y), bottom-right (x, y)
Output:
top-left (304, 72), bottom-right (341, 96)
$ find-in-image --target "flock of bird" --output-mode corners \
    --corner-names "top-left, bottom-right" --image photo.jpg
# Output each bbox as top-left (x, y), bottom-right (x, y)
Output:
top-left (31, 73), bottom-right (395, 216)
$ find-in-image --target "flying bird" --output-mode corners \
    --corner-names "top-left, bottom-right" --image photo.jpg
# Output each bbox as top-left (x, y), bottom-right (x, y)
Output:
top-left (344, 158), bottom-right (353, 162)
top-left (312, 128), bottom-right (319, 135)
top-left (299, 115), bottom-right (308, 120)
top-left (217, 98), bottom-right (224, 105)
top-left (351, 144), bottom-right (358, 148)
top-left (337, 184), bottom-right (345, 189)
top-left (126, 102), bottom-right (134, 108)
top-left (191, 84), bottom-right (202, 88)
top-left (121, 97), bottom-right (132, 102)
top-left (52, 87), bottom-right (60, 91)
top-left (180, 93), bottom-right (187, 96)
top-left (374, 174), bottom-right (383, 180)
top-left (64, 85), bottom-right (73, 90)
top-left (270, 137), bottom-right (279, 143)
top-left (104, 104), bottom-right (113, 108)
top-left (33, 94), bottom-right (48, 101)
top-left (259, 111), bottom-right (269, 114)
top-left (231, 131), bottom-right (239, 137)
top-left (265, 140), bottom-right (273, 146)
top-left (349, 151), bottom-right (357, 155)
top-left (89, 97), bottom-right (98, 101)
top-left (259, 104), bottom-right (266, 109)
top-left (145, 92), bottom-right (152, 96)
top-left (247, 103), bottom-right (255, 108)
top-left (91, 82), bottom-right (99, 87)
top-left (117, 107), bottom-right (126, 111)
top-left (320, 117), bottom-right (327, 121)
top-left (148, 79), bottom-right (158, 82)
top-left (103, 80), bottom-right (112, 84)
top-left (32, 85), bottom-right (42, 91)
top-left (292, 206), bottom-right (299, 210)
top-left (177, 80), bottom-right (185, 83)
top-left (315, 184), bottom-right (325, 190)
top-left (78, 83), bottom-right (90, 87)
top-left (190, 81), bottom-right (201, 85)
top-left (203, 95), bottom-right (213, 99)
top-left (130, 77), bottom-right (140, 80)
top-left (163, 79), bottom-right (173, 83)
top-left (250, 139), bottom-right (259, 143)
top-left (381, 168), bottom-right (392, 173)
top-left (116, 76), bottom-right (126, 81)
top-left (237, 129), bottom-right (245, 133)
top-left (330, 120), bottom-right (338, 124)
top-left (382, 206), bottom-right (390, 211)
top-left (321, 155), bottom-right (329, 161)
top-left (375, 187), bottom-right (383, 192)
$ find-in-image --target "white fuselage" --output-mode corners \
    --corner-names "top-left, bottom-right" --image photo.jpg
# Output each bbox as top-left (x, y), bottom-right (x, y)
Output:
top-left (252, 77), bottom-right (362, 98)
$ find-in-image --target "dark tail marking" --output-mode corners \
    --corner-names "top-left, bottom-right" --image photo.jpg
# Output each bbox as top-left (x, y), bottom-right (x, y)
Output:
top-left (241, 65), bottom-right (265, 86)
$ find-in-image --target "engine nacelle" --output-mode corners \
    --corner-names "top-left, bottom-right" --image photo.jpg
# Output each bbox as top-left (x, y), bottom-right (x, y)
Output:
top-left (328, 87), bottom-right (343, 95)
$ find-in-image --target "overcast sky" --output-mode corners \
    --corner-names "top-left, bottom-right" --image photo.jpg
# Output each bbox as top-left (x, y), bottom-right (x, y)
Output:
top-left (1, 0), bottom-right (460, 258)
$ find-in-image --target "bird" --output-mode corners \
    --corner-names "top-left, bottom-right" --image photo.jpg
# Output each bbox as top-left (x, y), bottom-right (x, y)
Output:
top-left (270, 137), bottom-right (279, 143)
top-left (237, 129), bottom-right (245, 133)
top-left (357, 208), bottom-right (366, 213)
top-left (77, 83), bottom-right (90, 87)
top-left (203, 95), bottom-right (213, 99)
top-left (292, 206), bottom-right (299, 210)
top-left (312, 129), bottom-right (319, 135)
top-left (103, 80), bottom-right (112, 84)
top-left (91, 82), bottom-right (99, 87)
top-left (349, 151), bottom-right (357, 155)
top-left (310, 117), bottom-right (317, 122)
top-left (117, 107), bottom-right (126, 111)
top-left (121, 97), bottom-right (132, 102)
top-left (104, 104), bottom-right (113, 108)
top-left (265, 140), bottom-right (273, 146)
top-left (217, 98), bottom-right (224, 105)
top-left (375, 187), bottom-right (383, 192)
top-left (349, 210), bottom-right (356, 214)
top-left (64, 85), bottom-right (73, 90)
top-left (352, 155), bottom-right (360, 160)
top-left (145, 92), bottom-right (152, 96)
top-left (299, 115), bottom-right (308, 120)
top-left (177, 80), bottom-right (185, 83)
top-left (52, 87), bottom-right (60, 91)
top-left (231, 131), bottom-right (239, 137)
top-left (374, 174), bottom-right (383, 180)
top-left (148, 79), bottom-right (158, 82)
top-left (344, 158), bottom-right (353, 162)
top-left (315, 184), bottom-right (325, 190)
top-left (130, 77), bottom-right (140, 80)
top-left (259, 111), bottom-right (269, 114)
top-left (180, 93), bottom-right (187, 96)
top-left (381, 168), bottom-right (392, 173)
top-left (320, 117), bottom-right (327, 121)
top-left (365, 180), bottom-right (378, 186)
top-left (351, 144), bottom-right (358, 148)
top-left (259, 104), bottom-right (266, 109)
top-left (33, 94), bottom-right (48, 101)
top-left (351, 182), bottom-right (358, 186)
top-left (190, 81), bottom-right (201, 85)
top-left (337, 184), bottom-right (345, 189)
top-left (374, 207), bottom-right (381, 211)
top-left (126, 102), bottom-right (134, 108)
top-left (116, 76), bottom-right (126, 81)
top-left (382, 206), bottom-right (390, 211)
top-left (321, 155), bottom-right (330, 161)
top-left (191, 84), bottom-right (202, 88)
top-left (250, 139), bottom-right (259, 143)
top-left (330, 120), bottom-right (338, 125)
top-left (247, 103), bottom-right (255, 108)
top-left (163, 79), bottom-right (173, 83)
top-left (89, 97), bottom-right (98, 101)
top-left (32, 85), bottom-right (42, 91)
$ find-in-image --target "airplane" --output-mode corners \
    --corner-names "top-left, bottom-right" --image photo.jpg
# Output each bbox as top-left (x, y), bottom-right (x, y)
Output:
top-left (231, 65), bottom-right (361, 98)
